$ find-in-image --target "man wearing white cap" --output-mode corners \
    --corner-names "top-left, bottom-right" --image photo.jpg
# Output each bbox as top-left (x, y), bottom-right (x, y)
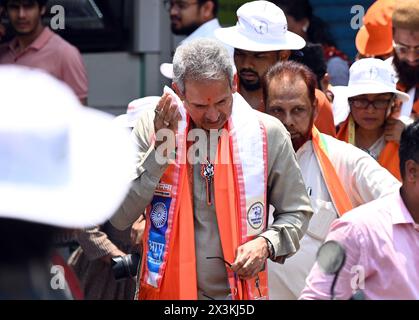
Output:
top-left (262, 60), bottom-right (400, 299)
top-left (0, 65), bottom-right (135, 299)
top-left (214, 0), bottom-right (336, 137)
top-left (337, 58), bottom-right (410, 181)
top-left (111, 38), bottom-right (313, 300)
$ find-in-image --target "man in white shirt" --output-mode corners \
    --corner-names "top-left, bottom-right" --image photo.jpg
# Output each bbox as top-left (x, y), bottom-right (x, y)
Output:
top-left (160, 0), bottom-right (232, 78)
top-left (164, 0), bottom-right (231, 51)
top-left (262, 60), bottom-right (401, 299)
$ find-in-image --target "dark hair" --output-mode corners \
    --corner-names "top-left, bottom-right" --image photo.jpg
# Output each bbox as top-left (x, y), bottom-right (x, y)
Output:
top-left (198, 0), bottom-right (218, 16)
top-left (269, 0), bottom-right (336, 47)
top-left (271, 0), bottom-right (312, 21)
top-left (262, 60), bottom-right (317, 106)
top-left (0, 218), bottom-right (57, 265)
top-left (2, 0), bottom-right (48, 8)
top-left (399, 119), bottom-right (419, 179)
top-left (290, 42), bottom-right (327, 86)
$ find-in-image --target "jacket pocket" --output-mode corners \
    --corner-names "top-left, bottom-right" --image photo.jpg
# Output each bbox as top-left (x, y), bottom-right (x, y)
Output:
top-left (306, 199), bottom-right (338, 241)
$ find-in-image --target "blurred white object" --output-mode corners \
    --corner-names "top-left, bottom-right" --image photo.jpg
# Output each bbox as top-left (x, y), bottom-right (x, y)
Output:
top-left (330, 86), bottom-right (350, 127)
top-left (114, 96), bottom-right (161, 128)
top-left (0, 65), bottom-right (136, 228)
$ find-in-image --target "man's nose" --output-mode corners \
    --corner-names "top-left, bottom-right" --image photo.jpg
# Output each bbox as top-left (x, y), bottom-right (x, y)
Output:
top-left (281, 112), bottom-right (294, 127)
top-left (405, 51), bottom-right (419, 64)
top-left (18, 6), bottom-right (26, 18)
top-left (205, 106), bottom-right (220, 122)
top-left (240, 55), bottom-right (254, 69)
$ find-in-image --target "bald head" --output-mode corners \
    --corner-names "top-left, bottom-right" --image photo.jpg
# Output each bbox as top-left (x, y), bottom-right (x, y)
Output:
top-left (263, 61), bottom-right (318, 150)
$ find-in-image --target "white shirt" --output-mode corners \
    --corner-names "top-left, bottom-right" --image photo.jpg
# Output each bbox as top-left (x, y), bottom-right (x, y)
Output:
top-left (385, 56), bottom-right (415, 117)
top-left (268, 134), bottom-right (401, 299)
top-left (182, 19), bottom-right (234, 56)
top-left (364, 135), bottom-right (386, 161)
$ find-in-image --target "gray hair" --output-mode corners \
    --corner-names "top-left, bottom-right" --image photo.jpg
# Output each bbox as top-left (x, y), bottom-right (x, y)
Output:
top-left (172, 38), bottom-right (234, 94)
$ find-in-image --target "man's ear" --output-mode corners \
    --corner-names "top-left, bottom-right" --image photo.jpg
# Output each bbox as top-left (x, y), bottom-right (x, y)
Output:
top-left (40, 5), bottom-right (46, 16)
top-left (313, 97), bottom-right (319, 119)
top-left (172, 82), bottom-right (185, 100)
top-left (232, 73), bottom-right (238, 93)
top-left (200, 1), bottom-right (214, 20)
top-left (405, 160), bottom-right (418, 183)
top-left (279, 50), bottom-right (291, 61)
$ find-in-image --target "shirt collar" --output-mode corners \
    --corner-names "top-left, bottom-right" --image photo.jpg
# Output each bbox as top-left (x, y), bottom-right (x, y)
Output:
top-left (390, 190), bottom-right (416, 226)
top-left (9, 27), bottom-right (53, 54)
top-left (183, 18), bottom-right (221, 43)
top-left (295, 140), bottom-right (313, 158)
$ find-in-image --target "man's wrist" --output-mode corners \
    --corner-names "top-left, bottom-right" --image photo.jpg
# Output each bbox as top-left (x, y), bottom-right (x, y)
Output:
top-left (260, 236), bottom-right (275, 260)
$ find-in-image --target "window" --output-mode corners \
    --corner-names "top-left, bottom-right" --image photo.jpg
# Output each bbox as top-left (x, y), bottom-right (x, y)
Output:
top-left (45, 0), bottom-right (132, 52)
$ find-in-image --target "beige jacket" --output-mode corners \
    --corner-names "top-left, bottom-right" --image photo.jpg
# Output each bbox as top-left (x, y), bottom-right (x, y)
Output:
top-left (110, 98), bottom-right (313, 299)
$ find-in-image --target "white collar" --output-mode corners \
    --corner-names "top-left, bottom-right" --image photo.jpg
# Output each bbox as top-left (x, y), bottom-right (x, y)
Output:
top-left (182, 19), bottom-right (222, 43)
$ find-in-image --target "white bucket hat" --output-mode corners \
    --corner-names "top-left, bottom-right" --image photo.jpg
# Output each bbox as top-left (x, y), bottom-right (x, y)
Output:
top-left (160, 63), bottom-right (174, 80)
top-left (347, 58), bottom-right (409, 101)
top-left (114, 96), bottom-right (161, 128)
top-left (214, 0), bottom-right (306, 52)
top-left (0, 66), bottom-right (136, 228)
top-left (330, 86), bottom-right (350, 126)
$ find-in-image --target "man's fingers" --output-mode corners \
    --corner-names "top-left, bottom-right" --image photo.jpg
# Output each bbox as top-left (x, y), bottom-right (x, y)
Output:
top-left (167, 102), bottom-right (179, 125)
top-left (159, 95), bottom-right (172, 124)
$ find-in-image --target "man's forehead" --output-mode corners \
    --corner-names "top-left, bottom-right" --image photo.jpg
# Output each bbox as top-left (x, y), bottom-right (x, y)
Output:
top-left (394, 28), bottom-right (419, 43)
top-left (268, 77), bottom-right (310, 100)
top-left (270, 74), bottom-right (306, 90)
top-left (7, 0), bottom-right (37, 5)
top-left (235, 48), bottom-right (280, 55)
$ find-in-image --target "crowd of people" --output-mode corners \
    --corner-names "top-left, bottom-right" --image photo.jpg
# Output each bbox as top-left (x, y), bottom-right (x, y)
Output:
top-left (0, 0), bottom-right (418, 300)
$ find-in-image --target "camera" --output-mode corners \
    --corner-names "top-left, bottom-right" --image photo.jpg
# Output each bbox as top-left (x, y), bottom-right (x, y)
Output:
top-left (111, 253), bottom-right (141, 280)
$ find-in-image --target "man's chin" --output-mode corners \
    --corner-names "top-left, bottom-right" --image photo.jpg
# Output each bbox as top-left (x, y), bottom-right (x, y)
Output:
top-left (239, 78), bottom-right (261, 92)
top-left (291, 136), bottom-right (308, 151)
top-left (393, 54), bottom-right (419, 88)
top-left (171, 23), bottom-right (200, 36)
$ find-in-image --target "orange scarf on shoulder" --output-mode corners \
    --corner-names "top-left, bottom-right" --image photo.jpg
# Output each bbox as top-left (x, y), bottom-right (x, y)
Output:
top-left (337, 116), bottom-right (401, 181)
top-left (139, 93), bottom-right (269, 300)
top-left (311, 126), bottom-right (353, 216)
top-left (397, 83), bottom-right (419, 116)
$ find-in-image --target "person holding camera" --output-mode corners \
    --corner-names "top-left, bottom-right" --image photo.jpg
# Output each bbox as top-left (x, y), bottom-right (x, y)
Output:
top-left (68, 218), bottom-right (145, 300)
top-left (0, 65), bottom-right (135, 299)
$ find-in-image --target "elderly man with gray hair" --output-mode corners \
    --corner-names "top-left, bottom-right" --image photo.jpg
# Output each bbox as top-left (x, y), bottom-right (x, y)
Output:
top-left (111, 38), bottom-right (312, 300)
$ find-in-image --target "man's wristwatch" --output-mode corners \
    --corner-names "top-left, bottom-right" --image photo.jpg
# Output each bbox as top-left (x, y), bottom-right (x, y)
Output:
top-left (261, 236), bottom-right (275, 260)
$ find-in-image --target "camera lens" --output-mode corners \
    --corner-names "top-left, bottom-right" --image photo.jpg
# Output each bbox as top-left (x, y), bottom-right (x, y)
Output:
top-left (111, 253), bottom-right (141, 280)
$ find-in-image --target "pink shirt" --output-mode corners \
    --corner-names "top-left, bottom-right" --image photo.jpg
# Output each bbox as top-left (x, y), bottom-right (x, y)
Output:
top-left (0, 27), bottom-right (87, 100)
top-left (300, 191), bottom-right (419, 300)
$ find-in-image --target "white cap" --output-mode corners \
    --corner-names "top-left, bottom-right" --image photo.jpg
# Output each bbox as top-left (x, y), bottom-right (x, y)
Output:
top-left (330, 86), bottom-right (350, 126)
top-left (347, 58), bottom-right (409, 101)
top-left (214, 0), bottom-right (305, 52)
top-left (0, 66), bottom-right (136, 228)
top-left (114, 96), bottom-right (161, 128)
top-left (160, 63), bottom-right (174, 80)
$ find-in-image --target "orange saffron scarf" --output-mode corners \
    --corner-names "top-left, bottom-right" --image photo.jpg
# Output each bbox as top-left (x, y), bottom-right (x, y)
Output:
top-left (337, 116), bottom-right (401, 181)
top-left (139, 93), bottom-right (269, 300)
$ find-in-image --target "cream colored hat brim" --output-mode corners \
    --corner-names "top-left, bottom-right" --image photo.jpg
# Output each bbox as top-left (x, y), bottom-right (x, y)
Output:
top-left (214, 27), bottom-right (306, 52)
top-left (160, 63), bottom-right (174, 79)
top-left (330, 86), bottom-right (350, 126)
top-left (0, 107), bottom-right (136, 228)
top-left (346, 83), bottom-right (410, 102)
